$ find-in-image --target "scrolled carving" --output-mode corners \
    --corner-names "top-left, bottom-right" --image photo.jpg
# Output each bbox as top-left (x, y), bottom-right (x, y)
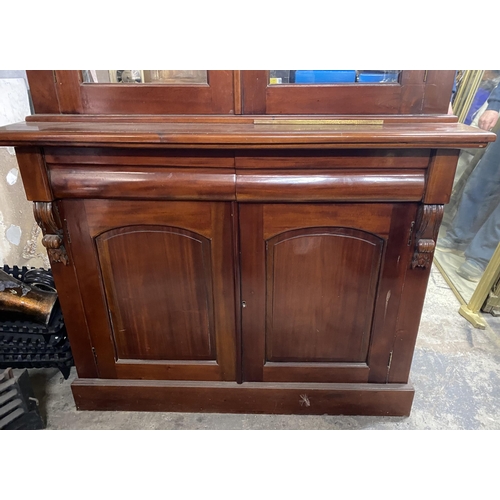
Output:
top-left (411, 205), bottom-right (444, 269)
top-left (33, 202), bottom-right (69, 265)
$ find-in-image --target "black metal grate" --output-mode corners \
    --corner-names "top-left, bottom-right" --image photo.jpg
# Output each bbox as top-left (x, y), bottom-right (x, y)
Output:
top-left (0, 367), bottom-right (44, 430)
top-left (0, 266), bottom-right (73, 379)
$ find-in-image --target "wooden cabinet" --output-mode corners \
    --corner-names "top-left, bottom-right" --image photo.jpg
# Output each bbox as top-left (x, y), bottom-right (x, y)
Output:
top-left (240, 203), bottom-right (414, 385)
top-left (0, 70), bottom-right (495, 416)
top-left (64, 200), bottom-right (237, 382)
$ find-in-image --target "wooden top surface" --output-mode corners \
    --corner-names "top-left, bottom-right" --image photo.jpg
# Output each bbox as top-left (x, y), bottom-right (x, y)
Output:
top-left (0, 117), bottom-right (495, 149)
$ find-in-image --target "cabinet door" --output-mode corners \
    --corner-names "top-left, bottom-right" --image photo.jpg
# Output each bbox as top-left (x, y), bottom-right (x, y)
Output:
top-left (240, 203), bottom-right (416, 384)
top-left (63, 200), bottom-right (237, 381)
top-left (241, 71), bottom-right (455, 115)
top-left (27, 70), bottom-right (235, 115)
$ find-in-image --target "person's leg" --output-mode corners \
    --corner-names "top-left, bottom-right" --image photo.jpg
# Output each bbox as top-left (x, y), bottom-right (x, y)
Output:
top-left (444, 147), bottom-right (486, 225)
top-left (465, 201), bottom-right (500, 265)
top-left (445, 137), bottom-right (500, 246)
top-left (456, 201), bottom-right (500, 281)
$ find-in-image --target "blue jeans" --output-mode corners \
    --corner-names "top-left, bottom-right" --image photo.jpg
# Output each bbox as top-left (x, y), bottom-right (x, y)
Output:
top-left (447, 136), bottom-right (500, 268)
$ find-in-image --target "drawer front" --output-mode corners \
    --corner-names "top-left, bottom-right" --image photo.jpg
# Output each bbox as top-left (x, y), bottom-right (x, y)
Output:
top-left (236, 169), bottom-right (425, 202)
top-left (48, 165), bottom-right (425, 203)
top-left (49, 166), bottom-right (236, 201)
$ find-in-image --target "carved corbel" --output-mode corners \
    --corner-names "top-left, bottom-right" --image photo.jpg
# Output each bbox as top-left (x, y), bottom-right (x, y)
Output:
top-left (33, 202), bottom-right (69, 265)
top-left (411, 205), bottom-right (444, 269)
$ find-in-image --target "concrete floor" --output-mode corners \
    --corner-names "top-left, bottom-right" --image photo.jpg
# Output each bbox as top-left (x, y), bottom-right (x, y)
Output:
top-left (18, 266), bottom-right (500, 429)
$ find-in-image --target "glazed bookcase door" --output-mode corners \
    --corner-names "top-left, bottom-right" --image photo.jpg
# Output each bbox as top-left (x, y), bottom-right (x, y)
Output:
top-left (27, 70), bottom-right (235, 115)
top-left (241, 71), bottom-right (455, 115)
top-left (239, 203), bottom-right (417, 383)
top-left (63, 199), bottom-right (237, 381)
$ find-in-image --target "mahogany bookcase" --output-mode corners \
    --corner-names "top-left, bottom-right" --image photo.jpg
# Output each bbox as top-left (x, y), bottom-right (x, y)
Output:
top-left (0, 70), bottom-right (494, 415)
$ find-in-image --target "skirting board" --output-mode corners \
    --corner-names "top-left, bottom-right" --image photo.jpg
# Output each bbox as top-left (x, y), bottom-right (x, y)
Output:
top-left (72, 379), bottom-right (415, 416)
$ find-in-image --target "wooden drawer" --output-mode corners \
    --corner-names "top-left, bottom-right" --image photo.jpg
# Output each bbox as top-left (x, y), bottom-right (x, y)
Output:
top-left (48, 166), bottom-right (236, 201)
top-left (236, 169), bottom-right (425, 202)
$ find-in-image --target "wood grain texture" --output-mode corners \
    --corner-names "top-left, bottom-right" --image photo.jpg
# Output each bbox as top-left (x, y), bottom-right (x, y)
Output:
top-left (231, 201), bottom-right (243, 384)
top-left (72, 379), bottom-right (415, 416)
top-left (265, 84), bottom-right (404, 115)
top-left (14, 146), bottom-right (53, 201)
top-left (235, 149), bottom-right (432, 169)
top-left (422, 71), bottom-right (456, 114)
top-left (84, 200), bottom-right (213, 239)
top-left (44, 147), bottom-right (235, 167)
top-left (240, 204), bottom-right (266, 382)
top-left (49, 166), bottom-right (236, 200)
top-left (240, 71), bottom-right (453, 116)
top-left (80, 71), bottom-right (234, 115)
top-left (96, 226), bottom-right (216, 361)
top-left (236, 169), bottom-right (425, 202)
top-left (262, 363), bottom-right (369, 383)
top-left (38, 201), bottom-right (98, 377)
top-left (398, 71), bottom-right (427, 114)
top-left (54, 71), bottom-right (83, 113)
top-left (424, 149), bottom-right (461, 204)
top-left (241, 70), bottom-right (267, 114)
top-left (388, 260), bottom-right (434, 384)
top-left (210, 202), bottom-right (238, 380)
top-left (65, 199), bottom-right (237, 381)
top-left (262, 203), bottom-right (393, 239)
top-left (62, 199), bottom-right (118, 379)
top-left (265, 228), bottom-right (383, 363)
top-left (240, 203), bottom-right (396, 384)
top-left (389, 206), bottom-right (446, 383)
top-left (366, 204), bottom-right (417, 383)
top-left (233, 71), bottom-right (242, 115)
top-left (26, 71), bottom-right (60, 114)
top-left (25, 113), bottom-right (460, 124)
top-left (114, 360), bottom-right (222, 381)
top-left (0, 120), bottom-right (494, 149)
top-left (208, 71), bottom-right (235, 114)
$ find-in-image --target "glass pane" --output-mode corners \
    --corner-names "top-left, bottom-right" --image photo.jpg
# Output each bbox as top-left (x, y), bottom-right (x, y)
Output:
top-left (455, 70), bottom-right (500, 124)
top-left (82, 70), bottom-right (207, 84)
top-left (435, 70), bottom-right (500, 305)
top-left (269, 70), bottom-right (400, 85)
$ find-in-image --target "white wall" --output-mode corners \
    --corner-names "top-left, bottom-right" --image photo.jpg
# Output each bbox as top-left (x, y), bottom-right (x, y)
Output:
top-left (0, 72), bottom-right (49, 268)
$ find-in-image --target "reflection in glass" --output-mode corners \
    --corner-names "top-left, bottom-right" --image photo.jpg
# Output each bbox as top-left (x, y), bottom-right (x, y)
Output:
top-left (461, 70), bottom-right (500, 125)
top-left (143, 70), bottom-right (207, 84)
top-left (82, 70), bottom-right (207, 85)
top-left (437, 137), bottom-right (499, 293)
top-left (269, 70), bottom-right (400, 85)
top-left (435, 70), bottom-right (500, 307)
